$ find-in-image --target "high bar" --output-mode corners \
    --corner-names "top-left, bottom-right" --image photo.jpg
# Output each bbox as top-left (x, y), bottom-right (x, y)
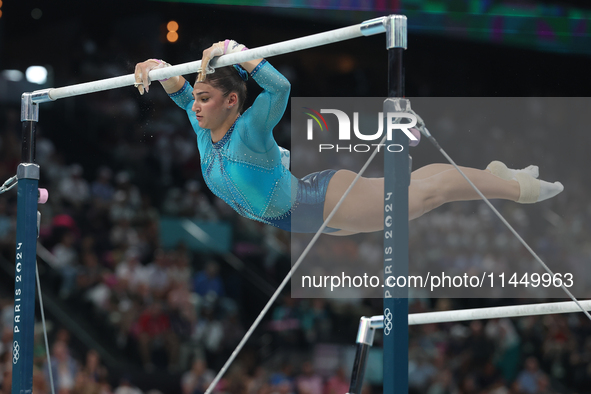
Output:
top-left (367, 300), bottom-right (591, 328)
top-left (30, 16), bottom-right (400, 103)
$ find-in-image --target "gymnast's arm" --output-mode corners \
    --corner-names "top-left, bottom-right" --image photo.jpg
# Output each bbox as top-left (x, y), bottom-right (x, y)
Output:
top-left (133, 59), bottom-right (206, 155)
top-left (160, 74), bottom-right (186, 94)
top-left (198, 40), bottom-right (289, 146)
top-left (237, 58), bottom-right (263, 74)
top-left (133, 59), bottom-right (185, 95)
top-left (134, 59), bottom-right (197, 118)
top-left (239, 59), bottom-right (291, 148)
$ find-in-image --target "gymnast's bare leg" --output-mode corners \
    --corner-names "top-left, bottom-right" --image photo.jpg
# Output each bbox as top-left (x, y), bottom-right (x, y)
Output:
top-left (323, 162), bottom-right (563, 235)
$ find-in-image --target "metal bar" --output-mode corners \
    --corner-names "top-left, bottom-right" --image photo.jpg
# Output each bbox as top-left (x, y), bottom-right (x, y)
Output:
top-left (367, 300), bottom-right (591, 328)
top-left (348, 343), bottom-right (371, 394)
top-left (383, 15), bottom-right (408, 394)
top-left (13, 91), bottom-right (41, 394)
top-left (31, 17), bottom-right (389, 103)
top-left (355, 316), bottom-right (378, 346)
top-left (409, 300), bottom-right (591, 325)
top-left (21, 122), bottom-right (36, 164)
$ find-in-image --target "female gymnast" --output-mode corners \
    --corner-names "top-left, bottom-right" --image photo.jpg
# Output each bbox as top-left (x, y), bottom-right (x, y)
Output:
top-left (134, 40), bottom-right (564, 236)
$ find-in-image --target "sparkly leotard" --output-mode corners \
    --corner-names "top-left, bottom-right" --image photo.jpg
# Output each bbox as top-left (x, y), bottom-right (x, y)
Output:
top-left (169, 60), bottom-right (338, 233)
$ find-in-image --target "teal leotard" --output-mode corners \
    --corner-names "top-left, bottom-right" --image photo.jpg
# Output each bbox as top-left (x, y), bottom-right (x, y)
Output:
top-left (169, 60), bottom-right (338, 233)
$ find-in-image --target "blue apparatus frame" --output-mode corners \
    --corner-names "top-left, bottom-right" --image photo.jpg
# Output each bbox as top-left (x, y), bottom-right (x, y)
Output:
top-left (12, 95), bottom-right (41, 394)
top-left (383, 17), bottom-right (409, 394)
top-left (347, 16), bottom-right (409, 394)
top-left (13, 15), bottom-right (409, 394)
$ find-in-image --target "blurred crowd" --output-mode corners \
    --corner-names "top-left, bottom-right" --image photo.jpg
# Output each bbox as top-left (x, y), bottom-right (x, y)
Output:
top-left (405, 300), bottom-right (591, 394)
top-left (0, 14), bottom-right (591, 394)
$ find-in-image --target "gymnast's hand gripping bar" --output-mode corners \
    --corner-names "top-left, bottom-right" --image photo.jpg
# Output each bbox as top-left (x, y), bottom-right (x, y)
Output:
top-left (27, 16), bottom-right (398, 104)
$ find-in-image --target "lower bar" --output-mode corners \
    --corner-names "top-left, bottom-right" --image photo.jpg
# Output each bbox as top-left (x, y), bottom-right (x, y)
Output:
top-left (365, 300), bottom-right (591, 329)
top-left (410, 300), bottom-right (591, 325)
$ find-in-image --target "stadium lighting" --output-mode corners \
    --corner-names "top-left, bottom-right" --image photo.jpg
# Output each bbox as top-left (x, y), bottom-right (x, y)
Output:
top-left (25, 66), bottom-right (47, 84)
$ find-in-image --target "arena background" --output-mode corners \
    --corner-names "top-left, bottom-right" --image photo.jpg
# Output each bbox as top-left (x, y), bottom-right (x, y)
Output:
top-left (0, 0), bottom-right (591, 393)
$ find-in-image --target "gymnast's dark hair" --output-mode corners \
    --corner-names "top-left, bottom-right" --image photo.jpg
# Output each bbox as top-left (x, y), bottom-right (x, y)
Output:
top-left (203, 66), bottom-right (247, 113)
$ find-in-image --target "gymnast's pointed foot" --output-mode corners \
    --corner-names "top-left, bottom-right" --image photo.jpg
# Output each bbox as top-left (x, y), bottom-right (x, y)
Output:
top-left (514, 172), bottom-right (564, 203)
top-left (486, 160), bottom-right (539, 180)
top-left (486, 160), bottom-right (562, 203)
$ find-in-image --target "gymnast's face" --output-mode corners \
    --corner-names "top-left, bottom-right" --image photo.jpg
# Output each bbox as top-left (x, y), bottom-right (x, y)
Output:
top-left (191, 82), bottom-right (238, 131)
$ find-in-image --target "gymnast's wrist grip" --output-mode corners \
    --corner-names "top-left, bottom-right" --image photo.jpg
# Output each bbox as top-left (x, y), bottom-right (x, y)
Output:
top-left (150, 59), bottom-right (171, 81)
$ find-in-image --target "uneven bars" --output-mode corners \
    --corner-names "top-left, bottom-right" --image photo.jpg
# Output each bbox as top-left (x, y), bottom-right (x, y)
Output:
top-left (29, 17), bottom-right (388, 103)
top-left (369, 300), bottom-right (591, 328)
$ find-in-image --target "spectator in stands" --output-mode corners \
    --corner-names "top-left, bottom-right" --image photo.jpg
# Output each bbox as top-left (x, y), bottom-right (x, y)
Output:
top-left (71, 370), bottom-right (101, 394)
top-left (115, 249), bottom-right (148, 294)
top-left (192, 305), bottom-right (224, 370)
top-left (426, 368), bottom-right (456, 394)
top-left (181, 358), bottom-right (215, 394)
top-left (516, 357), bottom-right (546, 394)
top-left (269, 362), bottom-right (294, 392)
top-left (179, 181), bottom-right (218, 221)
top-left (110, 218), bottom-right (140, 250)
top-left (476, 361), bottom-right (506, 393)
top-left (59, 164), bottom-right (90, 209)
top-left (167, 251), bottom-right (192, 286)
top-left (145, 249), bottom-right (171, 300)
top-left (76, 251), bottom-right (105, 295)
top-left (269, 378), bottom-right (294, 394)
top-left (324, 367), bottom-right (349, 394)
top-left (0, 299), bottom-right (13, 338)
top-left (221, 310), bottom-right (245, 363)
top-left (44, 340), bottom-right (78, 394)
top-left (537, 374), bottom-right (558, 394)
top-left (113, 376), bottom-right (143, 394)
top-left (114, 172), bottom-right (141, 212)
top-left (1, 354), bottom-right (12, 394)
top-left (162, 188), bottom-right (183, 216)
top-left (91, 166), bottom-right (115, 206)
top-left (409, 352), bottom-right (437, 393)
top-left (464, 321), bottom-right (495, 369)
top-left (270, 296), bottom-right (300, 347)
top-left (0, 328), bottom-right (11, 368)
top-left (192, 261), bottom-right (225, 300)
top-left (299, 299), bottom-right (332, 344)
top-left (134, 301), bottom-right (178, 371)
top-left (246, 366), bottom-right (268, 394)
top-left (109, 190), bottom-right (137, 224)
top-left (52, 231), bottom-right (79, 299)
top-left (83, 349), bottom-right (108, 384)
top-left (295, 361), bottom-right (323, 394)
top-left (0, 199), bottom-right (14, 252)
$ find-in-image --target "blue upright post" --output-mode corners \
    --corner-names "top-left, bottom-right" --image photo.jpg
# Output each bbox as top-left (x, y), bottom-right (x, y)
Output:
top-left (12, 93), bottom-right (40, 394)
top-left (383, 16), bottom-right (408, 394)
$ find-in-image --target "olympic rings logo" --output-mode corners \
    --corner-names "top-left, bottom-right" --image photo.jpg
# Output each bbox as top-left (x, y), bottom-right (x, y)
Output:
top-left (384, 308), bottom-right (393, 336)
top-left (12, 341), bottom-right (19, 364)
